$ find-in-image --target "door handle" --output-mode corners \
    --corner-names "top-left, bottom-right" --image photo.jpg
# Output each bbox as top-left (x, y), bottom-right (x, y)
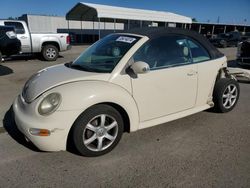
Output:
top-left (187, 70), bottom-right (197, 76)
top-left (20, 36), bottom-right (27, 39)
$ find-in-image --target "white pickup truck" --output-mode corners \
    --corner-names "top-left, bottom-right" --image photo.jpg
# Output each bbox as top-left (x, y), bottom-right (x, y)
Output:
top-left (0, 20), bottom-right (71, 61)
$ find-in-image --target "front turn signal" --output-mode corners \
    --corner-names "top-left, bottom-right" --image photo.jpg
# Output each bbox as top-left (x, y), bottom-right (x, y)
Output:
top-left (29, 128), bottom-right (51, 136)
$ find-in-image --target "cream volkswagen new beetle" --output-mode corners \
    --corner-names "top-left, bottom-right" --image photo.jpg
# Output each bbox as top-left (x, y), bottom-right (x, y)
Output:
top-left (13, 28), bottom-right (240, 156)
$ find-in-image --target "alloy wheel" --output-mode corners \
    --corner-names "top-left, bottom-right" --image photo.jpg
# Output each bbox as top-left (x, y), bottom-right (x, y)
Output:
top-left (46, 48), bottom-right (56, 59)
top-left (222, 84), bottom-right (238, 109)
top-left (83, 114), bottom-right (118, 152)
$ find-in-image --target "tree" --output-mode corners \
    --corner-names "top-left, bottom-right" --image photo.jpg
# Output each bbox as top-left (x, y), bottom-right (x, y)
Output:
top-left (7, 17), bottom-right (17, 20)
top-left (192, 18), bottom-right (198, 23)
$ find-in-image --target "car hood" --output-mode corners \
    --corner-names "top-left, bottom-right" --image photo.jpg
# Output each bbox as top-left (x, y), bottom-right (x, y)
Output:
top-left (22, 64), bottom-right (110, 103)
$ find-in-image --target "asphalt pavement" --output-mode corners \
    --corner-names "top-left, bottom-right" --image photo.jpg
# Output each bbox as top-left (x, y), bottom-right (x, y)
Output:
top-left (0, 46), bottom-right (249, 187)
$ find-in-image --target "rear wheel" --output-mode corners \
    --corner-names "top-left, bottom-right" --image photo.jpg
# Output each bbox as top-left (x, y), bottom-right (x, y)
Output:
top-left (0, 51), bottom-right (2, 63)
top-left (42, 44), bottom-right (59, 61)
top-left (71, 104), bottom-right (124, 157)
top-left (212, 78), bottom-right (240, 113)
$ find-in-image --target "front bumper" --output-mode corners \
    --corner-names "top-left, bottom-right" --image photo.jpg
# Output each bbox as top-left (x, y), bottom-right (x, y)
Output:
top-left (13, 95), bottom-right (79, 152)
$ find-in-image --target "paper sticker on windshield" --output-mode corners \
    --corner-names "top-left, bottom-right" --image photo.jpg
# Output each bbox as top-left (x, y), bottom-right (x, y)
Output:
top-left (116, 36), bottom-right (136, 43)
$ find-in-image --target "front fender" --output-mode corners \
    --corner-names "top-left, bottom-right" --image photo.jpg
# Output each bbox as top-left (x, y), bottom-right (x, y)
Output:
top-left (47, 81), bottom-right (140, 132)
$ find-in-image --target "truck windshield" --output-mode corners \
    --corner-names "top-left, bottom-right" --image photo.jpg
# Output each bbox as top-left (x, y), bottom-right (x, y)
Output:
top-left (71, 34), bottom-right (140, 73)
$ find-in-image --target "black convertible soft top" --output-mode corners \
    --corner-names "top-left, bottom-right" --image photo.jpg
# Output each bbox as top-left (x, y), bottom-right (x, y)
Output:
top-left (121, 27), bottom-right (224, 60)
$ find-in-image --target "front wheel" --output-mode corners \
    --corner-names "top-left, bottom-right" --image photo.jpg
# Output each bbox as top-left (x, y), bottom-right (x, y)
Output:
top-left (71, 104), bottom-right (124, 157)
top-left (213, 78), bottom-right (240, 113)
top-left (42, 45), bottom-right (59, 61)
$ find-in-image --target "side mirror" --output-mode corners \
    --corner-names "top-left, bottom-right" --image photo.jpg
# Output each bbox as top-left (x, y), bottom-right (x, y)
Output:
top-left (130, 61), bottom-right (150, 74)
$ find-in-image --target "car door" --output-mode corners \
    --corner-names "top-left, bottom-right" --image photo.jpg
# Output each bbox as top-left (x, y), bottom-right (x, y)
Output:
top-left (187, 38), bottom-right (219, 107)
top-left (4, 21), bottom-right (31, 53)
top-left (131, 35), bottom-right (198, 122)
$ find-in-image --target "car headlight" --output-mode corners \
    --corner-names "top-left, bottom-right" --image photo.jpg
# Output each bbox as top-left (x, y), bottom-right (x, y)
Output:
top-left (38, 93), bottom-right (61, 116)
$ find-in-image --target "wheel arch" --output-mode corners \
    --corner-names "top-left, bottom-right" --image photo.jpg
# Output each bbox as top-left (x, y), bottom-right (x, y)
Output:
top-left (99, 102), bottom-right (131, 133)
top-left (41, 41), bottom-right (60, 51)
top-left (66, 101), bottom-right (133, 152)
top-left (216, 67), bottom-right (235, 82)
top-left (54, 81), bottom-right (140, 151)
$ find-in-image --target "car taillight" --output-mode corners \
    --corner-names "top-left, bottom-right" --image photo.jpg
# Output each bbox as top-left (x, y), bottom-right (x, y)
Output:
top-left (66, 35), bottom-right (70, 44)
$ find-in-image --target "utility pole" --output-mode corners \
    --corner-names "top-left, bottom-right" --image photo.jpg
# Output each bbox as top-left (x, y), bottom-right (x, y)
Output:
top-left (217, 16), bottom-right (220, 23)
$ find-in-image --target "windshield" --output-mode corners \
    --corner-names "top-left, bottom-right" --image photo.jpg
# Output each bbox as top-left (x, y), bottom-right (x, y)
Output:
top-left (71, 34), bottom-right (141, 73)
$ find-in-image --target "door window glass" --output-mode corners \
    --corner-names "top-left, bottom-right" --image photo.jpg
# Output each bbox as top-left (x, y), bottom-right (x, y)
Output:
top-left (4, 22), bottom-right (25, 34)
top-left (133, 35), bottom-right (192, 70)
top-left (187, 39), bottom-right (210, 63)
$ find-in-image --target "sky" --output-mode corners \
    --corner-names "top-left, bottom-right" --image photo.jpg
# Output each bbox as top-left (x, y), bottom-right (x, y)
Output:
top-left (1, 0), bottom-right (250, 25)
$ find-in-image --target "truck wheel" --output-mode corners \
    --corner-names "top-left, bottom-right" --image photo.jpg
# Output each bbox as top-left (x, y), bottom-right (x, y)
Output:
top-left (42, 45), bottom-right (58, 61)
top-left (212, 78), bottom-right (240, 113)
top-left (71, 104), bottom-right (124, 157)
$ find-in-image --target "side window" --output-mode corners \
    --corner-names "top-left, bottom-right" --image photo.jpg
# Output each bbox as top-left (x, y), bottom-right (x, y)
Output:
top-left (4, 22), bottom-right (25, 34)
top-left (133, 35), bottom-right (192, 70)
top-left (187, 39), bottom-right (210, 63)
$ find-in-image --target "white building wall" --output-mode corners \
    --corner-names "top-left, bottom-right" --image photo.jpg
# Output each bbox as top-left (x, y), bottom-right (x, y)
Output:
top-left (25, 15), bottom-right (123, 33)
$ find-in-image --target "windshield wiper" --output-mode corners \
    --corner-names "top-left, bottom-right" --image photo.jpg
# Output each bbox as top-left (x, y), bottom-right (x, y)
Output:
top-left (71, 64), bottom-right (109, 73)
top-left (70, 64), bottom-right (95, 72)
top-left (64, 61), bottom-right (73, 68)
top-left (70, 63), bottom-right (111, 73)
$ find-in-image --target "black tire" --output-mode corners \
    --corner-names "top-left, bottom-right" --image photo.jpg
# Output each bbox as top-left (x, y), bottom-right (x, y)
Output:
top-left (0, 51), bottom-right (2, 63)
top-left (71, 104), bottom-right (124, 157)
top-left (212, 78), bottom-right (240, 113)
top-left (41, 44), bottom-right (59, 61)
top-left (221, 40), bottom-right (227, 48)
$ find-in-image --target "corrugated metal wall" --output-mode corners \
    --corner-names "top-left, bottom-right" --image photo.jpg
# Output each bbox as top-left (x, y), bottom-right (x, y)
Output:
top-left (22, 15), bottom-right (124, 33)
top-left (18, 14), bottom-right (125, 43)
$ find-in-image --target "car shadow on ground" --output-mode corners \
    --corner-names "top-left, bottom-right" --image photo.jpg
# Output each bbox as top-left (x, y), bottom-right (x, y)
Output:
top-left (0, 64), bottom-right (13, 76)
top-left (3, 54), bottom-right (64, 63)
top-left (3, 106), bottom-right (40, 152)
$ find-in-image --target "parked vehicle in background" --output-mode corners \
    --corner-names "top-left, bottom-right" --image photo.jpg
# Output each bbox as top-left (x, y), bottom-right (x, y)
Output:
top-left (13, 28), bottom-right (240, 157)
top-left (241, 32), bottom-right (250, 41)
top-left (0, 20), bottom-right (71, 61)
top-left (0, 25), bottom-right (21, 62)
top-left (237, 39), bottom-right (250, 66)
top-left (210, 31), bottom-right (241, 48)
